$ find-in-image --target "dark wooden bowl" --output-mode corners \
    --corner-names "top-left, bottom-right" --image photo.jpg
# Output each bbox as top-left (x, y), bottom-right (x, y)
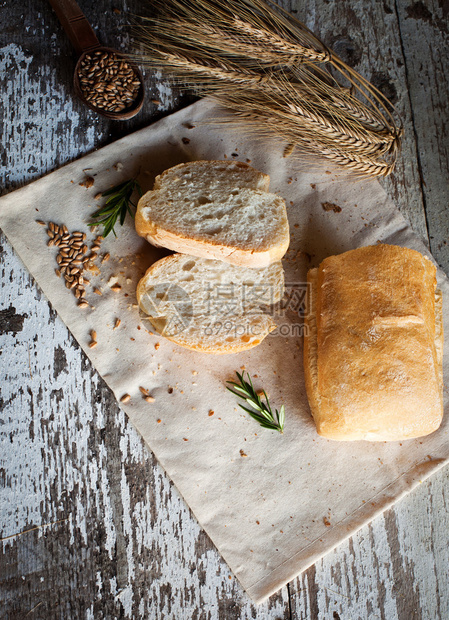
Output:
top-left (73, 47), bottom-right (145, 121)
top-left (48, 0), bottom-right (144, 121)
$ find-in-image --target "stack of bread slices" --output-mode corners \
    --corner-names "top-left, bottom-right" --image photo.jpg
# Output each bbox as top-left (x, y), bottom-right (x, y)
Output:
top-left (136, 160), bottom-right (290, 353)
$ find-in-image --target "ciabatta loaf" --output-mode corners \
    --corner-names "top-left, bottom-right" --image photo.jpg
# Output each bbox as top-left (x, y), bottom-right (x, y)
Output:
top-left (135, 160), bottom-right (289, 268)
top-left (303, 244), bottom-right (443, 441)
top-left (137, 253), bottom-right (284, 353)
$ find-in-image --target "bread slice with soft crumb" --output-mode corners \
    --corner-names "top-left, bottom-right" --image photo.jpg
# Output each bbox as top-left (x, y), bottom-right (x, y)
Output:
top-left (153, 160), bottom-right (270, 192)
top-left (135, 160), bottom-right (289, 268)
top-left (137, 253), bottom-right (284, 353)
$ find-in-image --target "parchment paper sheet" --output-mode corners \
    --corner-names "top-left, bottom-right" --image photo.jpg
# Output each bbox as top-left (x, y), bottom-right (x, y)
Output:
top-left (1, 99), bottom-right (448, 603)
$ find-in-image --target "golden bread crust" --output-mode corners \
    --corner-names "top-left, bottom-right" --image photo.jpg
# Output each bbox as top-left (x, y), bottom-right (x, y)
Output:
top-left (304, 244), bottom-right (443, 441)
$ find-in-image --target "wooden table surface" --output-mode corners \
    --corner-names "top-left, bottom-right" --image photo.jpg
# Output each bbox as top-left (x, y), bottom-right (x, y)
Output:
top-left (1, 1), bottom-right (448, 618)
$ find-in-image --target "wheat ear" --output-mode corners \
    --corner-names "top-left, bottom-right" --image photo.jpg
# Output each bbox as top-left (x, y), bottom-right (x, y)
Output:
top-left (134, 0), bottom-right (402, 177)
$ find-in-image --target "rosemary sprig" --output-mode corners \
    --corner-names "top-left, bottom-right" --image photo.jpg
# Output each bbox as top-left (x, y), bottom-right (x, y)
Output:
top-left (89, 178), bottom-right (142, 237)
top-left (227, 371), bottom-right (285, 433)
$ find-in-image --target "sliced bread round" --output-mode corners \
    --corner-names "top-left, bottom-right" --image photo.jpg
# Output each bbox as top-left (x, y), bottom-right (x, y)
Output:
top-left (137, 253), bottom-right (284, 354)
top-left (153, 160), bottom-right (270, 192)
top-left (135, 160), bottom-right (289, 268)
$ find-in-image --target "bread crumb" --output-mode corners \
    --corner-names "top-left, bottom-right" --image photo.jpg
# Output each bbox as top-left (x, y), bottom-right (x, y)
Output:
top-left (183, 437), bottom-right (188, 441)
top-left (111, 283), bottom-right (122, 292)
top-left (240, 449), bottom-right (247, 457)
top-left (157, 418), bottom-right (161, 423)
top-left (120, 394), bottom-right (131, 403)
top-left (88, 341), bottom-right (97, 349)
top-left (139, 386), bottom-right (150, 396)
top-left (93, 287), bottom-right (102, 295)
top-left (322, 202), bottom-right (342, 213)
top-left (145, 396), bottom-right (155, 403)
top-left (154, 342), bottom-right (160, 350)
top-left (208, 410), bottom-right (214, 416)
top-left (79, 176), bottom-right (94, 188)
top-left (86, 264), bottom-right (100, 275)
top-left (296, 250), bottom-right (312, 262)
top-left (113, 318), bottom-right (121, 330)
top-left (323, 517), bottom-right (331, 527)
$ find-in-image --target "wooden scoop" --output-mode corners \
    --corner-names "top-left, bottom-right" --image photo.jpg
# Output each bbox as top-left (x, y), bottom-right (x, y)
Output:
top-left (48, 0), bottom-right (144, 120)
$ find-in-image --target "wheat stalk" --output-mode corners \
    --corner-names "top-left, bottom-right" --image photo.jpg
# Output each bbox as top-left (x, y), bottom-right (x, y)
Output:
top-left (134, 0), bottom-right (402, 177)
top-left (149, 16), bottom-right (329, 66)
top-left (146, 49), bottom-right (274, 88)
top-left (149, 51), bottom-right (392, 145)
top-left (223, 112), bottom-right (396, 177)
top-left (231, 18), bottom-right (330, 63)
top-left (211, 91), bottom-right (397, 169)
top-left (145, 53), bottom-right (395, 159)
top-left (289, 65), bottom-right (393, 132)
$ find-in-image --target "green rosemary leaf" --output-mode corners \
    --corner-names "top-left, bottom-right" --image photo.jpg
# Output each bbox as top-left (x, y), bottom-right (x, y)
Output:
top-left (101, 179), bottom-right (135, 197)
top-left (226, 371), bottom-right (285, 433)
top-left (89, 178), bottom-right (142, 237)
top-left (237, 404), bottom-right (265, 419)
top-left (278, 405), bottom-right (285, 429)
top-left (262, 390), bottom-right (272, 413)
top-left (236, 405), bottom-right (276, 430)
top-left (227, 383), bottom-right (248, 393)
top-left (244, 398), bottom-right (266, 414)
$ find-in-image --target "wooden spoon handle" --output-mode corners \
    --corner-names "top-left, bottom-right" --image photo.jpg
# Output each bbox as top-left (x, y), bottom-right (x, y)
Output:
top-left (48, 0), bottom-right (100, 55)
